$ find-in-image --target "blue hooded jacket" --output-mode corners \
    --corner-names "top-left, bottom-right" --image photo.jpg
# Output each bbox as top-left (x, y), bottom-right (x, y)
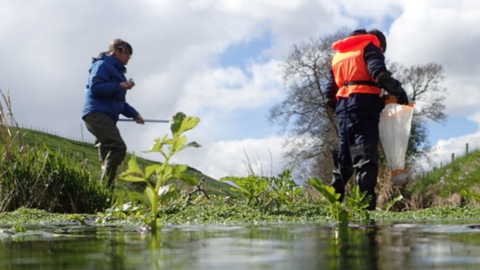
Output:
top-left (82, 54), bottom-right (139, 121)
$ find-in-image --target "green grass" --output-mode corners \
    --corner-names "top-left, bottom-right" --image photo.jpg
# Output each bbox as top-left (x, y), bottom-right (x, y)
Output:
top-left (404, 149), bottom-right (480, 207)
top-left (11, 127), bottom-right (236, 197)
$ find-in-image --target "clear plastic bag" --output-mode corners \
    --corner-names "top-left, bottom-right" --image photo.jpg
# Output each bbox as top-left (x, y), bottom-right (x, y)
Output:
top-left (379, 98), bottom-right (414, 186)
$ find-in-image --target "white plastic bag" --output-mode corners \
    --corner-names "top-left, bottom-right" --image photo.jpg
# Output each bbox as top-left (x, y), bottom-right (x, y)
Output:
top-left (379, 98), bottom-right (414, 186)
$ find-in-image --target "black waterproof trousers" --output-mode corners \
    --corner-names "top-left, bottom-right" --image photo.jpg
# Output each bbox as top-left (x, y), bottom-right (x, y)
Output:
top-left (84, 112), bottom-right (127, 191)
top-left (331, 94), bottom-right (384, 210)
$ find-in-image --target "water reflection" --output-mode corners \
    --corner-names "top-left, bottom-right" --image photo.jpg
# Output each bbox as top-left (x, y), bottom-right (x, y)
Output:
top-left (0, 223), bottom-right (480, 269)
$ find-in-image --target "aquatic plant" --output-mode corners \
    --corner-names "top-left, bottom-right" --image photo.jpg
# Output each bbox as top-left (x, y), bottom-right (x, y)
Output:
top-left (308, 177), bottom-right (349, 226)
top-left (308, 178), bottom-right (373, 225)
top-left (221, 168), bottom-right (304, 209)
top-left (119, 112), bottom-right (201, 231)
top-left (220, 175), bottom-right (269, 205)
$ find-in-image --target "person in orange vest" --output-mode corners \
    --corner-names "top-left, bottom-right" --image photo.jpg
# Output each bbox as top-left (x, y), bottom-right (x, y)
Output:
top-left (324, 29), bottom-right (408, 210)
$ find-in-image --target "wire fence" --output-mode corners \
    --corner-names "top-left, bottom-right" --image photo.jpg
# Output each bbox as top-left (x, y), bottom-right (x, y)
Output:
top-left (412, 142), bottom-right (477, 180)
top-left (20, 124), bottom-right (95, 144)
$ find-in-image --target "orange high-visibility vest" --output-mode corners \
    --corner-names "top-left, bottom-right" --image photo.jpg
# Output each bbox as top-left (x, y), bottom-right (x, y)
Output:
top-left (331, 34), bottom-right (382, 98)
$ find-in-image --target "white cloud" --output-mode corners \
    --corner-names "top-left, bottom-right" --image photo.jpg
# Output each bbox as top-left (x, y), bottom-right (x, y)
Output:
top-left (172, 136), bottom-right (288, 179)
top-left (2, 0), bottom-right (479, 181)
top-left (418, 109), bottom-right (480, 171)
top-left (387, 1), bottom-right (480, 115)
top-left (180, 60), bottom-right (283, 114)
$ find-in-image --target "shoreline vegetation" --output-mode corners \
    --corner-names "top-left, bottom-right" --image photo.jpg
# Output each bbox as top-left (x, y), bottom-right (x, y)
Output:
top-left (1, 88), bottom-right (480, 230)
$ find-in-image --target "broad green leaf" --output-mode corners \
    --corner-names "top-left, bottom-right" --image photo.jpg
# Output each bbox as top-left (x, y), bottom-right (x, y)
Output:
top-left (158, 184), bottom-right (179, 203)
top-left (170, 112), bottom-right (187, 135)
top-left (145, 186), bottom-right (156, 206)
top-left (120, 174), bottom-right (146, 182)
top-left (171, 112), bottom-right (200, 137)
top-left (178, 116), bottom-right (200, 135)
top-left (158, 184), bottom-right (173, 196)
top-left (146, 137), bottom-right (166, 156)
top-left (121, 156), bottom-right (144, 178)
top-left (171, 135), bottom-right (187, 154)
top-left (145, 164), bottom-right (161, 179)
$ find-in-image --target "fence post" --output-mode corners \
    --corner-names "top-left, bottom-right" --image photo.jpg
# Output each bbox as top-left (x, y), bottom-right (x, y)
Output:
top-left (451, 153), bottom-right (455, 163)
top-left (466, 143), bottom-right (469, 155)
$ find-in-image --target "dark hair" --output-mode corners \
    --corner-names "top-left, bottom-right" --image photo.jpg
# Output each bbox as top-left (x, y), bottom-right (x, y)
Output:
top-left (368, 29), bottom-right (386, 53)
top-left (93, 39), bottom-right (133, 60)
top-left (349, 29), bottom-right (367, 36)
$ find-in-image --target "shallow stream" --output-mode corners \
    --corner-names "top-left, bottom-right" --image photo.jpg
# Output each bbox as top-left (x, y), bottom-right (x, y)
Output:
top-left (1, 221), bottom-right (480, 269)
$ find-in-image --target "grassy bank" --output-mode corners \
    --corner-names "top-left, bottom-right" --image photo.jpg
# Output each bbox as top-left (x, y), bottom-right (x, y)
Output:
top-left (10, 127), bottom-right (236, 198)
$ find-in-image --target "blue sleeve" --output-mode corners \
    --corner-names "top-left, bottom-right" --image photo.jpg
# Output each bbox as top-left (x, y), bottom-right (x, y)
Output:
top-left (122, 102), bottom-right (139, 119)
top-left (89, 61), bottom-right (123, 98)
top-left (324, 68), bottom-right (339, 100)
top-left (363, 43), bottom-right (388, 79)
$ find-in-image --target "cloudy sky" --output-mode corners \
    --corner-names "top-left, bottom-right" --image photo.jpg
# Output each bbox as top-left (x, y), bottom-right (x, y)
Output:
top-left (1, 0), bottom-right (479, 181)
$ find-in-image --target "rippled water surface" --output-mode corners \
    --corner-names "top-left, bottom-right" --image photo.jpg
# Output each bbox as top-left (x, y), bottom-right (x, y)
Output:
top-left (1, 222), bottom-right (480, 269)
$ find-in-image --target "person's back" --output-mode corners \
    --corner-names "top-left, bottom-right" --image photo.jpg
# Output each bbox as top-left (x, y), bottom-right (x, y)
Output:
top-left (324, 29), bottom-right (408, 210)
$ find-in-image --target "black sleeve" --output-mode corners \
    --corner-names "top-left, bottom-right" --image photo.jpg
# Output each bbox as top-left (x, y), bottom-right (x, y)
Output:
top-left (323, 69), bottom-right (339, 109)
top-left (363, 42), bottom-right (406, 97)
top-left (363, 42), bottom-right (388, 80)
top-left (324, 69), bottom-right (338, 100)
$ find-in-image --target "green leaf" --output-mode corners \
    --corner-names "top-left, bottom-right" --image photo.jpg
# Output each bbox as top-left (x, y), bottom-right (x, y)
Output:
top-left (171, 135), bottom-right (187, 154)
top-left (145, 164), bottom-right (161, 179)
top-left (145, 186), bottom-right (156, 206)
top-left (158, 184), bottom-right (178, 203)
top-left (308, 178), bottom-right (340, 203)
top-left (120, 156), bottom-right (144, 178)
top-left (158, 163), bottom-right (173, 180)
top-left (170, 112), bottom-right (186, 135)
top-left (120, 174), bottom-right (146, 182)
top-left (170, 112), bottom-right (200, 137)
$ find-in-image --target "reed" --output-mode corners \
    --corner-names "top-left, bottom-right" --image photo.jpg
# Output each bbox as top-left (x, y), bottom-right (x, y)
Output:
top-left (0, 88), bottom-right (110, 213)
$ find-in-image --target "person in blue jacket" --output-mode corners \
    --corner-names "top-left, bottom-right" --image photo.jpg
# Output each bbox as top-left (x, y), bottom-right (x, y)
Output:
top-left (82, 39), bottom-right (144, 190)
top-left (324, 29), bottom-right (408, 210)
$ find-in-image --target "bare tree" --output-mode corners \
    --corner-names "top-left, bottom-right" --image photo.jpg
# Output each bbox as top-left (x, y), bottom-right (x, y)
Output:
top-left (389, 62), bottom-right (447, 165)
top-left (268, 29), bottom-right (349, 181)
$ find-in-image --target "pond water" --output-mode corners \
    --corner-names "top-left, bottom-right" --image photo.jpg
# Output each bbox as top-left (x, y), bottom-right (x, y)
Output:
top-left (1, 221), bottom-right (480, 270)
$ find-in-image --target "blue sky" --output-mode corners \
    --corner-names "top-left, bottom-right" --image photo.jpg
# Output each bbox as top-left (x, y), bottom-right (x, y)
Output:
top-left (1, 0), bottom-right (480, 179)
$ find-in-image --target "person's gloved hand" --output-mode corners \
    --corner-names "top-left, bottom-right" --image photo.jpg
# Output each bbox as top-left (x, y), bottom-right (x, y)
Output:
top-left (397, 90), bottom-right (409, 105)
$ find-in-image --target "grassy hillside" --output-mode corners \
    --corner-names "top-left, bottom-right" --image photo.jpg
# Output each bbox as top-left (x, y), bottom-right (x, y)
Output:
top-left (11, 127), bottom-right (236, 197)
top-left (405, 149), bottom-right (480, 208)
